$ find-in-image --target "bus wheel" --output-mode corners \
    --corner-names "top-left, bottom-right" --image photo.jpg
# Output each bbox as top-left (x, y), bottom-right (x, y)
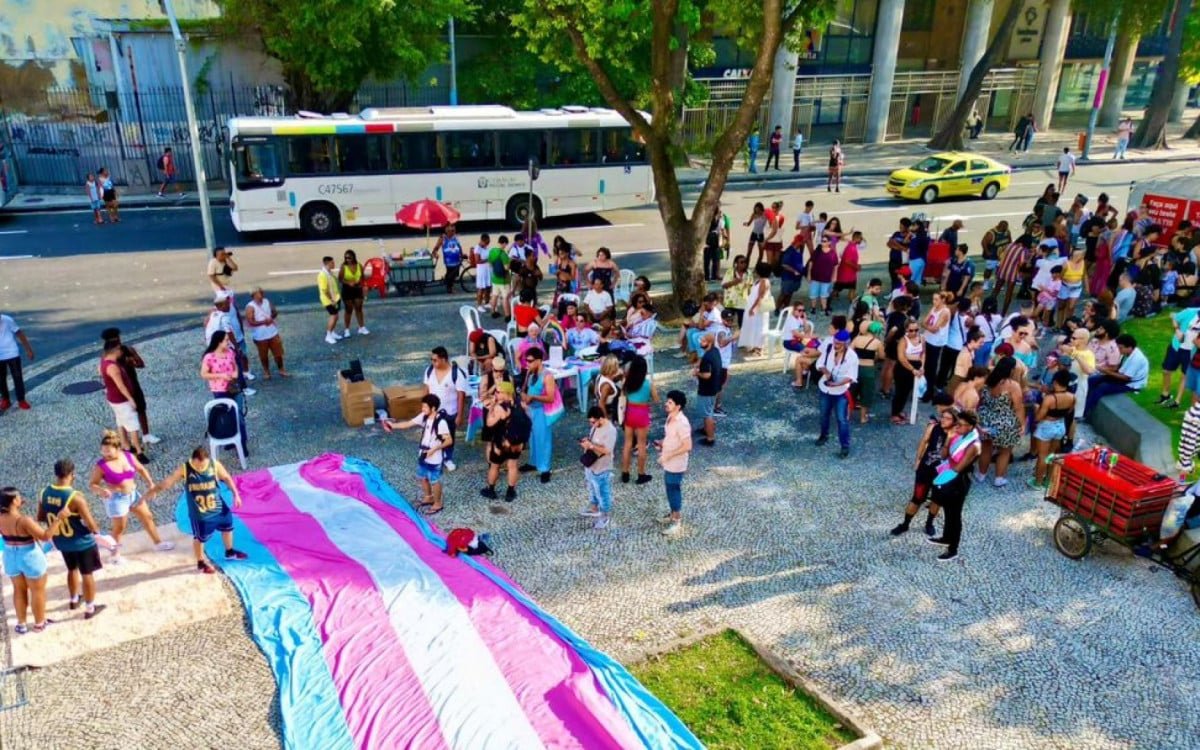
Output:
top-left (301, 202), bottom-right (340, 238)
top-left (506, 195), bottom-right (542, 228)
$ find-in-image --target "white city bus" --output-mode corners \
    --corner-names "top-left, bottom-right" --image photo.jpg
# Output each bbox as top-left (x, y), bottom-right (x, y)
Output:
top-left (226, 105), bottom-right (653, 236)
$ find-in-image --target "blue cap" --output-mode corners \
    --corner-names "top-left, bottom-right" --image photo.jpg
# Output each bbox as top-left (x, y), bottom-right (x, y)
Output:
top-left (834, 330), bottom-right (851, 343)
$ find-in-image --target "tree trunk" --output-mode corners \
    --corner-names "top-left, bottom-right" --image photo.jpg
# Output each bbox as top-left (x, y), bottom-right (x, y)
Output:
top-left (554, 0), bottom-right (792, 308)
top-left (1131, 0), bottom-right (1193, 148)
top-left (1099, 32), bottom-right (1138, 128)
top-left (927, 0), bottom-right (1023, 151)
top-left (1186, 112), bottom-right (1200, 139)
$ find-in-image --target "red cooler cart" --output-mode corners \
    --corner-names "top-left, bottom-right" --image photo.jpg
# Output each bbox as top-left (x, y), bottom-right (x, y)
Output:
top-left (1045, 448), bottom-right (1200, 609)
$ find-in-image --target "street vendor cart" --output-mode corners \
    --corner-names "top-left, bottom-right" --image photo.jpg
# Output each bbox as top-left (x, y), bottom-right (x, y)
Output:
top-left (1045, 448), bottom-right (1200, 610)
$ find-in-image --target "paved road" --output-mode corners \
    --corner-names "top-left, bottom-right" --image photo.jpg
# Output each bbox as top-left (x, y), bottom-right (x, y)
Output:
top-left (0, 160), bottom-right (1187, 367)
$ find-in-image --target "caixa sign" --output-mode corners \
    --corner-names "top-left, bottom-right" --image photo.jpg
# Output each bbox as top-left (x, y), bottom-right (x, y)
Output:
top-left (721, 68), bottom-right (753, 79)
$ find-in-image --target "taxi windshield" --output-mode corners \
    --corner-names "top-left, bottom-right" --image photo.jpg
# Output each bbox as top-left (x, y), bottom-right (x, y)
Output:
top-left (911, 157), bottom-right (952, 174)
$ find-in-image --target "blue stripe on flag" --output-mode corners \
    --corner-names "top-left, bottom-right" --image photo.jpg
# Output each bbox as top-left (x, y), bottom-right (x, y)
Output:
top-left (339, 458), bottom-right (704, 750)
top-left (175, 487), bottom-right (355, 750)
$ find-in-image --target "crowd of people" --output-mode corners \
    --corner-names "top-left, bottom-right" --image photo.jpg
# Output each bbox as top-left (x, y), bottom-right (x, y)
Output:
top-left (6, 175), bottom-right (1200, 633)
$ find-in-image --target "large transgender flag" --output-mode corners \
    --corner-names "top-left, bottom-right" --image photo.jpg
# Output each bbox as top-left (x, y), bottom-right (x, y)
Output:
top-left (175, 453), bottom-right (702, 750)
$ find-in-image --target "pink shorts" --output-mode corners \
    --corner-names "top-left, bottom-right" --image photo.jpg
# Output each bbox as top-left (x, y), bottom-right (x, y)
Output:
top-left (624, 403), bottom-right (652, 430)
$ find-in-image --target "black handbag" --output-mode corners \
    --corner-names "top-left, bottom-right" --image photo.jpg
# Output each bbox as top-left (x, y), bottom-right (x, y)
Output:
top-left (579, 449), bottom-right (599, 468)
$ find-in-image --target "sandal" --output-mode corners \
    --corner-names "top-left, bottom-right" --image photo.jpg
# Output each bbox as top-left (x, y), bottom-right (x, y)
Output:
top-left (32, 619), bottom-right (53, 633)
top-left (421, 505), bottom-right (444, 516)
top-left (13, 624), bottom-right (27, 635)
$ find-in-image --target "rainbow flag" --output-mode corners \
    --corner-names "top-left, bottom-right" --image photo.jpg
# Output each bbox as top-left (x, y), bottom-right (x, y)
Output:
top-left (176, 454), bottom-right (701, 750)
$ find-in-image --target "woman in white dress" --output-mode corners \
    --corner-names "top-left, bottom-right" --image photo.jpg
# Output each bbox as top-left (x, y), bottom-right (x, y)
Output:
top-left (737, 262), bottom-right (774, 356)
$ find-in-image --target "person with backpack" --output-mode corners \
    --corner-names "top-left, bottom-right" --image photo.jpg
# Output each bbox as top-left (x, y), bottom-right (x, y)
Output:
top-left (480, 382), bottom-right (528, 502)
top-left (487, 236), bottom-right (511, 319)
top-left (383, 394), bottom-right (453, 515)
top-left (156, 146), bottom-right (184, 198)
top-left (423, 347), bottom-right (470, 472)
top-left (146, 445), bottom-right (247, 574)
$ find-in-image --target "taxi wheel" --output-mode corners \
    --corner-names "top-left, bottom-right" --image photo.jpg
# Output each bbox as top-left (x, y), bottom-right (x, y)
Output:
top-left (919, 186), bottom-right (938, 204)
top-left (982, 182), bottom-right (1000, 200)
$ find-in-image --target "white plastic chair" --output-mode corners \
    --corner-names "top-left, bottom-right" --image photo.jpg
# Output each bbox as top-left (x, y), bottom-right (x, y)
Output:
top-left (614, 269), bottom-right (636, 305)
top-left (506, 337), bottom-right (522, 371)
top-left (204, 398), bottom-right (247, 470)
top-left (763, 306), bottom-right (792, 359)
top-left (460, 305), bottom-right (482, 358)
top-left (505, 318), bottom-right (518, 342)
top-left (548, 345), bottom-right (566, 368)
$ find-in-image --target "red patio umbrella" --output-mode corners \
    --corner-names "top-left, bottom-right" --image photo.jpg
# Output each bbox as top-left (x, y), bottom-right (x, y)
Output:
top-left (395, 199), bottom-right (461, 249)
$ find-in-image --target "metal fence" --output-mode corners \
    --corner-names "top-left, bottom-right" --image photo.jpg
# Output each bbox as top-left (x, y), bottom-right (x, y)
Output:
top-left (3, 77), bottom-right (451, 189)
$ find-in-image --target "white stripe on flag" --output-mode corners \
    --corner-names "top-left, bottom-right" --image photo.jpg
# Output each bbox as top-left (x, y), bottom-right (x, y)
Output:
top-left (274, 469), bottom-right (546, 750)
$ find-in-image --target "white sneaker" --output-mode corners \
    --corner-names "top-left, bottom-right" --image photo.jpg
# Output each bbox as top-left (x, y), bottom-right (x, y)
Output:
top-left (325, 332), bottom-right (338, 345)
top-left (593, 515), bottom-right (610, 530)
top-left (341, 329), bottom-right (352, 339)
top-left (242, 387), bottom-right (257, 396)
top-left (244, 372), bottom-right (257, 382)
top-left (444, 459), bottom-right (456, 472)
top-left (579, 507), bottom-right (601, 518)
top-left (143, 434), bottom-right (161, 445)
top-left (972, 470), bottom-right (986, 483)
top-left (154, 541), bottom-right (176, 552)
top-left (357, 326), bottom-right (370, 336)
top-left (993, 477), bottom-right (1009, 488)
top-left (109, 554), bottom-right (124, 566)
top-left (660, 520), bottom-right (682, 536)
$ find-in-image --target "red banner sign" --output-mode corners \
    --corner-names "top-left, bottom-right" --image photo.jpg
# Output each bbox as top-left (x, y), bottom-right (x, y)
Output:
top-left (1143, 193), bottom-right (1191, 243)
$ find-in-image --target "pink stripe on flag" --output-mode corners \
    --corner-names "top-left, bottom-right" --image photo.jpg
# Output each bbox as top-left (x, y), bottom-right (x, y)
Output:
top-left (300, 456), bottom-right (643, 749)
top-left (235, 469), bottom-right (451, 750)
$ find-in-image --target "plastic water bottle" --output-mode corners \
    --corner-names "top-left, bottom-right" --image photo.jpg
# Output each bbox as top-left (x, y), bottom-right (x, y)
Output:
top-left (1108, 453), bottom-right (1119, 473)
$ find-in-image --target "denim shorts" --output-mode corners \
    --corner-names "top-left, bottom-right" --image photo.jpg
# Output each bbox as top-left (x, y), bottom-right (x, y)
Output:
top-left (809, 280), bottom-right (832, 299)
top-left (1057, 282), bottom-right (1083, 300)
top-left (696, 395), bottom-right (716, 418)
top-left (1186, 365), bottom-right (1200, 394)
top-left (1034, 419), bottom-right (1066, 442)
top-left (105, 489), bottom-right (144, 519)
top-left (416, 460), bottom-right (443, 485)
top-left (2, 543), bottom-right (48, 579)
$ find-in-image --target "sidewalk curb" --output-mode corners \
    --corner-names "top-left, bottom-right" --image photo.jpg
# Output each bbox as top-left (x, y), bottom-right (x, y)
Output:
top-left (5, 194), bottom-right (231, 215)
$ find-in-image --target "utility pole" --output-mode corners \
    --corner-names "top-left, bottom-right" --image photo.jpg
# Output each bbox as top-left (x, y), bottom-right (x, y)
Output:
top-left (160, 0), bottom-right (215, 253)
top-left (1083, 19), bottom-right (1118, 161)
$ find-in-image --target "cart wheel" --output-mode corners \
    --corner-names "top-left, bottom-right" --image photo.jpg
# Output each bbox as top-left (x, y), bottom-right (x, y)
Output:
top-left (1191, 580), bottom-right (1200, 611)
top-left (1053, 514), bottom-right (1092, 559)
top-left (459, 267), bottom-right (475, 294)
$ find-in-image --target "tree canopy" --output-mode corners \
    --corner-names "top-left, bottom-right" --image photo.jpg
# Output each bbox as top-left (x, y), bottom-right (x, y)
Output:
top-left (515, 0), bottom-right (835, 304)
top-left (216, 0), bottom-right (474, 112)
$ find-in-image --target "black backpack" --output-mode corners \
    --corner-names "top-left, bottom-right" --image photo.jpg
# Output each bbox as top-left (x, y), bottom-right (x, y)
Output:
top-left (157, 153), bottom-right (167, 170)
top-left (504, 405), bottom-right (533, 445)
top-left (206, 402), bottom-right (239, 440)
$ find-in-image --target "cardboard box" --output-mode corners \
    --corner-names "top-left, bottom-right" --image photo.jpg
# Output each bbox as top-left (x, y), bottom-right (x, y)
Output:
top-left (382, 384), bottom-right (425, 421)
top-left (337, 371), bottom-right (376, 427)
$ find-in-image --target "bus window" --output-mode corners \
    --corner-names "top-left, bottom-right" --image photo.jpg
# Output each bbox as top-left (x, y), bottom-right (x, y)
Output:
top-left (334, 135), bottom-right (388, 174)
top-left (390, 132), bottom-right (440, 171)
top-left (233, 139), bottom-right (283, 189)
top-left (287, 136), bottom-right (334, 174)
top-left (550, 128), bottom-right (598, 166)
top-left (443, 131), bottom-right (496, 169)
top-left (497, 130), bottom-right (547, 168)
top-left (600, 128), bottom-right (646, 163)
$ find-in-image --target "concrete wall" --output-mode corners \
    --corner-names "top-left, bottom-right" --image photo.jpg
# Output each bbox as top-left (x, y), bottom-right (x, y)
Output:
top-left (0, 0), bottom-right (218, 85)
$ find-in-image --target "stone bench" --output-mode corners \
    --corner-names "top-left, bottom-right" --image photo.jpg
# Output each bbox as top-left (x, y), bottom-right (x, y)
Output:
top-left (1090, 393), bottom-right (1175, 474)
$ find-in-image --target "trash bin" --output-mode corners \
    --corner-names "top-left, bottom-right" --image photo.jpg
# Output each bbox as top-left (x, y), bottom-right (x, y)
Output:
top-left (1077, 132), bottom-right (1086, 151)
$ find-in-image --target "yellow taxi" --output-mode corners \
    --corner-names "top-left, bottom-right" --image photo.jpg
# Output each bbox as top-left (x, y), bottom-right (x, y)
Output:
top-left (886, 152), bottom-right (1011, 204)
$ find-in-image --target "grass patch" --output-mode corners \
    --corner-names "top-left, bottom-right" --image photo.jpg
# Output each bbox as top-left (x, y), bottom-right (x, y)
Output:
top-left (1121, 313), bottom-right (1185, 446)
top-left (631, 630), bottom-right (857, 750)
